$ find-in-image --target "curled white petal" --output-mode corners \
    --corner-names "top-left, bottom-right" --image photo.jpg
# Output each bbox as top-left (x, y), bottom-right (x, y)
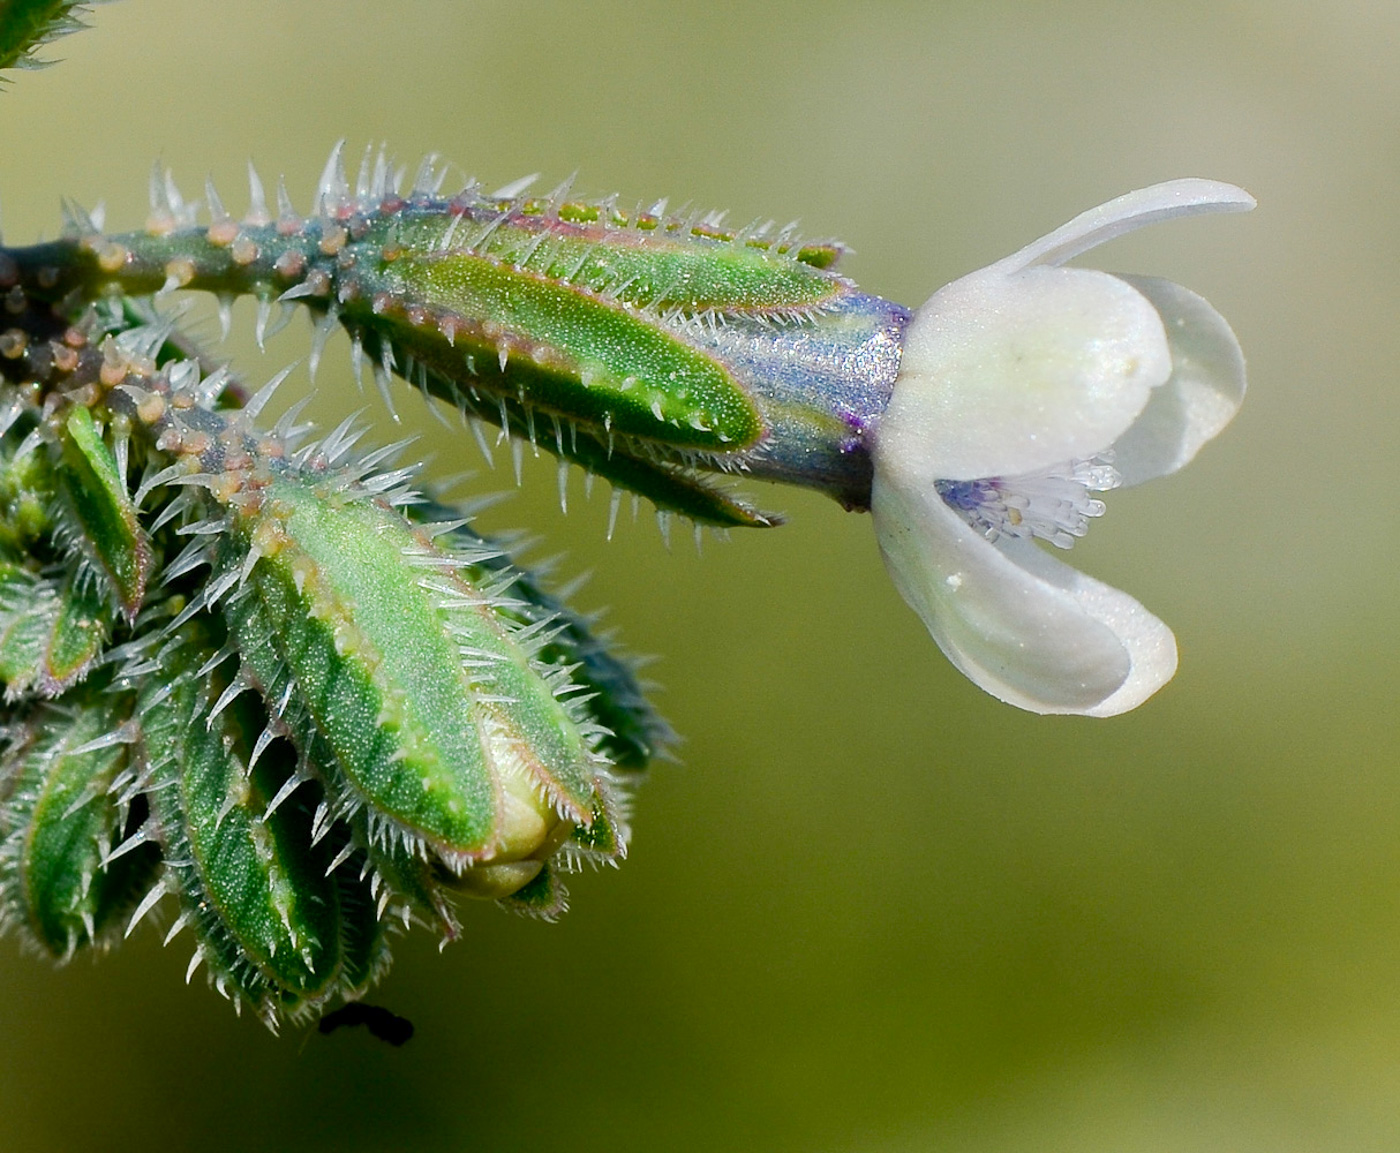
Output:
top-left (872, 462), bottom-right (1176, 716)
top-left (1107, 275), bottom-right (1247, 486)
top-left (882, 265), bottom-right (1171, 481)
top-left (995, 538), bottom-right (1178, 717)
top-left (993, 179), bottom-right (1257, 274)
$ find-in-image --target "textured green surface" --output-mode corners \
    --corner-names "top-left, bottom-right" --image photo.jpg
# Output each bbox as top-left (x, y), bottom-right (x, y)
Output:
top-left (58, 405), bottom-right (149, 617)
top-left (355, 815), bottom-right (459, 936)
top-left (498, 860), bottom-right (567, 918)
top-left (142, 638), bottom-right (368, 1016)
top-left (407, 215), bottom-right (840, 315)
top-left (0, 565), bottom-right (53, 686)
top-left (0, 412), bottom-right (111, 694)
top-left (378, 250), bottom-right (764, 450)
top-left (219, 472), bottom-right (613, 873)
top-left (0, 440), bottom-right (52, 557)
top-left (567, 791), bottom-right (624, 857)
top-left (40, 570), bottom-right (104, 687)
top-left (0, 693), bottom-right (150, 957)
top-left (226, 479), bottom-right (507, 856)
top-left (0, 566), bottom-right (105, 695)
top-left (405, 498), bottom-right (671, 770)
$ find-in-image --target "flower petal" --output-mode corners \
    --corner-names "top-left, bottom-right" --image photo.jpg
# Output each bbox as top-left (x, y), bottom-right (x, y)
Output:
top-left (996, 537), bottom-right (1178, 717)
top-left (873, 463), bottom-right (1175, 715)
top-left (993, 179), bottom-right (1257, 274)
top-left (1107, 275), bottom-right (1247, 486)
top-left (882, 266), bottom-right (1170, 481)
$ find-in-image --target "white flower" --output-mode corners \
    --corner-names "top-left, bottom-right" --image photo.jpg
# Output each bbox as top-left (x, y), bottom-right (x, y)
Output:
top-left (871, 180), bottom-right (1254, 716)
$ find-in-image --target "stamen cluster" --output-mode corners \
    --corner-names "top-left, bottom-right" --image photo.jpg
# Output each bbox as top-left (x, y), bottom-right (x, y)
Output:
top-left (936, 456), bottom-right (1119, 550)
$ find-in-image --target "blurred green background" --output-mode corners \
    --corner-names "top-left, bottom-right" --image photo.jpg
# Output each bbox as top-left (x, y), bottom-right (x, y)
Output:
top-left (2, 1), bottom-right (1397, 1149)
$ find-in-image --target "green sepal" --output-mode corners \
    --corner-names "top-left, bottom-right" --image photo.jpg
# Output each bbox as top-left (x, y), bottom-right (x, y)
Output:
top-left (522, 601), bottom-right (668, 773)
top-left (406, 496), bottom-right (673, 770)
top-left (298, 720), bottom-right (462, 941)
top-left (140, 635), bottom-right (360, 1021)
top-left (44, 569), bottom-right (106, 687)
top-left (0, 689), bottom-right (156, 959)
top-left (326, 855), bottom-right (390, 996)
top-left (218, 666), bottom-right (391, 1003)
top-left (220, 472), bottom-right (610, 866)
top-left (546, 431), bottom-right (779, 530)
top-left (368, 247), bottom-right (765, 452)
top-left (360, 325), bottom-right (778, 527)
top-left (58, 404), bottom-right (151, 618)
top-left (567, 792), bottom-right (625, 859)
top-left (390, 201), bottom-right (846, 306)
top-left (357, 820), bottom-right (461, 940)
top-left (0, 563), bottom-right (53, 688)
top-left (0, 563), bottom-right (106, 697)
